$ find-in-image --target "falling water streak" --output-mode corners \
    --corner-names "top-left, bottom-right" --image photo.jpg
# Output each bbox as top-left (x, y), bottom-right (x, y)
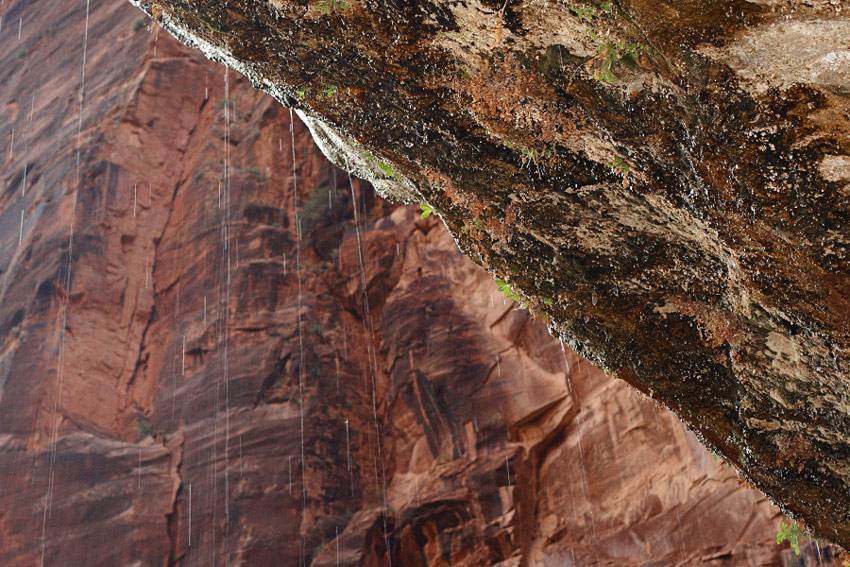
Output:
top-left (40, 3), bottom-right (91, 565)
top-left (17, 16), bottom-right (20, 38)
top-left (815, 540), bottom-right (823, 566)
top-left (20, 94), bottom-right (34, 196)
top-left (8, 128), bottom-right (13, 160)
top-left (345, 419), bottom-right (351, 471)
top-left (19, 210), bottom-right (23, 246)
top-left (674, 508), bottom-right (688, 565)
top-left (289, 107), bottom-right (309, 562)
top-left (568, 356), bottom-right (600, 567)
top-left (505, 456), bottom-right (511, 486)
top-left (345, 161), bottom-right (393, 567)
top-left (172, 359), bottom-right (177, 420)
top-left (188, 483), bottom-right (192, 547)
top-left (345, 419), bottom-right (354, 496)
top-left (560, 342), bottom-right (572, 393)
top-left (223, 66), bottom-right (234, 567)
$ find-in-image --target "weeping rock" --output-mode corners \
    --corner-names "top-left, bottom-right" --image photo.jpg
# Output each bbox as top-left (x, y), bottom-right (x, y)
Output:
top-left (0, 0), bottom-right (813, 565)
top-left (120, 0), bottom-right (850, 549)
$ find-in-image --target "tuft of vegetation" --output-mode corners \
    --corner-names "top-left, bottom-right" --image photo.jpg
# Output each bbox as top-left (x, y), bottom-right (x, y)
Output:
top-left (776, 520), bottom-right (805, 555)
top-left (495, 278), bottom-right (528, 308)
top-left (419, 203), bottom-right (434, 219)
top-left (314, 0), bottom-right (347, 15)
top-left (377, 162), bottom-right (395, 178)
top-left (137, 416), bottom-right (153, 436)
top-left (200, 16), bottom-right (229, 34)
top-left (609, 156), bottom-right (629, 175)
top-left (594, 37), bottom-right (639, 83)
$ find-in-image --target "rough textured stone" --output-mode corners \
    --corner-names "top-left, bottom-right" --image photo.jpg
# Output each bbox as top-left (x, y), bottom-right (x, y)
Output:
top-left (0, 0), bottom-right (836, 566)
top-left (121, 0), bottom-right (850, 547)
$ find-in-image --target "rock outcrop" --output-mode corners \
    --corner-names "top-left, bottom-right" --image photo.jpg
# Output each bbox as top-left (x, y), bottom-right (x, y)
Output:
top-left (0, 0), bottom-right (834, 565)
top-left (121, 0), bottom-right (850, 548)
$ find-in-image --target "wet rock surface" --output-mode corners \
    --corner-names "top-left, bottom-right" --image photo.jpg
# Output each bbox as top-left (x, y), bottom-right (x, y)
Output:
top-left (0, 0), bottom-right (838, 565)
top-left (122, 0), bottom-right (850, 547)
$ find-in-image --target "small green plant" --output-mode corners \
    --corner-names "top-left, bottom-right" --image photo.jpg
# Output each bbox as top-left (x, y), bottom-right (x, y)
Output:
top-left (314, 0), bottom-right (347, 14)
top-left (461, 219), bottom-right (483, 232)
top-left (377, 162), bottom-right (395, 178)
top-left (494, 278), bottom-right (529, 308)
top-left (132, 17), bottom-right (146, 32)
top-left (594, 37), bottom-right (639, 83)
top-left (776, 520), bottom-right (805, 555)
top-left (609, 156), bottom-right (629, 176)
top-left (543, 298), bottom-right (553, 306)
top-left (419, 203), bottom-right (434, 219)
top-left (200, 16), bottom-right (229, 34)
top-left (137, 417), bottom-right (153, 436)
top-left (323, 85), bottom-right (338, 98)
top-left (571, 5), bottom-right (596, 22)
top-left (10, 325), bottom-right (20, 337)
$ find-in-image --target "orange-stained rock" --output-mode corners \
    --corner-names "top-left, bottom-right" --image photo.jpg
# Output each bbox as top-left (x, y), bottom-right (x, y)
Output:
top-left (0, 1), bottom-right (826, 566)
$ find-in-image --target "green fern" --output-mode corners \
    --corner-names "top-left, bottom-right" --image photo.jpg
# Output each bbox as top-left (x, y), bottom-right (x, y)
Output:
top-left (776, 520), bottom-right (805, 555)
top-left (495, 279), bottom-right (528, 308)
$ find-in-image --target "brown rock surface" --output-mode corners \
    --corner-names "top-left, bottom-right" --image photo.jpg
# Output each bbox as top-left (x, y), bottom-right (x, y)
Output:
top-left (124, 0), bottom-right (850, 546)
top-left (0, 1), bottom-right (828, 566)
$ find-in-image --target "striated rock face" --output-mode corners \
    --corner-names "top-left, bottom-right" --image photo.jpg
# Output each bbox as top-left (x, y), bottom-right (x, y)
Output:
top-left (0, 0), bottom-right (830, 566)
top-left (122, 0), bottom-right (850, 547)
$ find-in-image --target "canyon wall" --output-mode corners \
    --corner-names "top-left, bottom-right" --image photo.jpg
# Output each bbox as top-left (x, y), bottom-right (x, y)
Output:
top-left (123, 0), bottom-right (850, 546)
top-left (0, 0), bottom-right (819, 566)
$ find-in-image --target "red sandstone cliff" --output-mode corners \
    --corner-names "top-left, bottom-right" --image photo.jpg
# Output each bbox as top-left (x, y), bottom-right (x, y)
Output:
top-left (0, 1), bottom-right (812, 566)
